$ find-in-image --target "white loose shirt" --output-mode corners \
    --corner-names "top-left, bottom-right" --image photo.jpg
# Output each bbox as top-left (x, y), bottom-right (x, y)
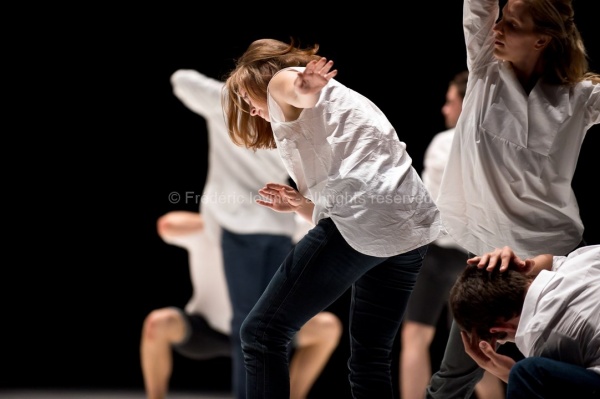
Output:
top-left (169, 70), bottom-right (313, 332)
top-left (268, 68), bottom-right (441, 257)
top-left (516, 245), bottom-right (600, 375)
top-left (422, 128), bottom-right (465, 250)
top-left (437, 0), bottom-right (600, 258)
top-left (162, 231), bottom-right (232, 335)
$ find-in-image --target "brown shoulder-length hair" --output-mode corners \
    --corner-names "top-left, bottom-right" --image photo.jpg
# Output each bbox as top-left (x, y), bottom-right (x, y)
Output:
top-left (449, 263), bottom-right (533, 342)
top-left (222, 38), bottom-right (321, 150)
top-left (528, 0), bottom-right (600, 84)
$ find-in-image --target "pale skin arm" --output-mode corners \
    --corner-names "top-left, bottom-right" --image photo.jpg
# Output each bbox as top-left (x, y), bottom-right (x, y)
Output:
top-left (256, 182), bottom-right (315, 223)
top-left (269, 57), bottom-right (338, 111)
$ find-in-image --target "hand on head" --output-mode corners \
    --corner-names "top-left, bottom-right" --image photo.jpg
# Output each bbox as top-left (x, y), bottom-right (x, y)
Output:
top-left (467, 246), bottom-right (533, 273)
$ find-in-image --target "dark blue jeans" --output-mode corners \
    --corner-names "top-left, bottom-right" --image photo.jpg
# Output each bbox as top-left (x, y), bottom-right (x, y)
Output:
top-left (240, 217), bottom-right (427, 399)
top-left (507, 357), bottom-right (600, 398)
top-left (221, 228), bottom-right (293, 399)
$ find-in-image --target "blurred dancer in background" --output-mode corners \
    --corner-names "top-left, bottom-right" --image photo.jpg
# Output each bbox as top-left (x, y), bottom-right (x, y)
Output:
top-left (140, 69), bottom-right (342, 399)
top-left (400, 70), bottom-right (504, 399)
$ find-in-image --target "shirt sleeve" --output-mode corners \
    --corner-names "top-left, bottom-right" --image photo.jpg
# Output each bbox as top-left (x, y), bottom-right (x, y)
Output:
top-left (586, 82), bottom-right (600, 127)
top-left (463, 0), bottom-right (499, 72)
top-left (170, 69), bottom-right (224, 118)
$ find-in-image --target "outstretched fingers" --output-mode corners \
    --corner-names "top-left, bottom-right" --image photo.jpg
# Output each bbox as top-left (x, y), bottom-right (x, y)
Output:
top-left (303, 58), bottom-right (338, 79)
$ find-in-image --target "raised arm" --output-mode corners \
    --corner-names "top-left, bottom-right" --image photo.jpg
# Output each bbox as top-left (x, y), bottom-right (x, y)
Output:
top-left (463, 0), bottom-right (500, 71)
top-left (170, 69), bottom-right (224, 119)
top-left (268, 58), bottom-right (337, 112)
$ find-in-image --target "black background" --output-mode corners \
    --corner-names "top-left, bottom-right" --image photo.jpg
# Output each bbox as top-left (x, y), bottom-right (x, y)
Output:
top-left (4, 2), bottom-right (599, 398)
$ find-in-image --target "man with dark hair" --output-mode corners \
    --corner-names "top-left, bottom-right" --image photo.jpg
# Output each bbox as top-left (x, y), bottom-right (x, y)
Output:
top-left (449, 245), bottom-right (600, 398)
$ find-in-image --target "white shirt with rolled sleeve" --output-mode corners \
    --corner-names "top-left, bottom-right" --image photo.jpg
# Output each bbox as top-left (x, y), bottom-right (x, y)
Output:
top-left (516, 245), bottom-right (600, 375)
top-left (268, 67), bottom-right (441, 257)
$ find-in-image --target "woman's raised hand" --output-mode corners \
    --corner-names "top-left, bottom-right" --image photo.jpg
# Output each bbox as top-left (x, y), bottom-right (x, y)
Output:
top-left (295, 57), bottom-right (338, 95)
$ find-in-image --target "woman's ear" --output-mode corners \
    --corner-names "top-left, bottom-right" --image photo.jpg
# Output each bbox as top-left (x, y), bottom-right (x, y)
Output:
top-left (534, 34), bottom-right (551, 50)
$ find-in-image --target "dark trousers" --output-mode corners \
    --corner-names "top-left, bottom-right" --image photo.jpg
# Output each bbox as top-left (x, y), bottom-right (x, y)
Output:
top-left (507, 357), bottom-right (600, 398)
top-left (240, 217), bottom-right (427, 399)
top-left (221, 228), bottom-right (293, 399)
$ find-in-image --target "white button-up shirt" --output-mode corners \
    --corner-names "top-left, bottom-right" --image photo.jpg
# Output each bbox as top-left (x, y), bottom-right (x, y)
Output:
top-left (171, 70), bottom-right (297, 238)
top-left (268, 67), bottom-right (441, 257)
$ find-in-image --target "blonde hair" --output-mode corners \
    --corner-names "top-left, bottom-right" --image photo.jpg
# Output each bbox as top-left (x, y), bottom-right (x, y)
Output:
top-left (528, 0), bottom-right (600, 84)
top-left (223, 38), bottom-right (321, 150)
